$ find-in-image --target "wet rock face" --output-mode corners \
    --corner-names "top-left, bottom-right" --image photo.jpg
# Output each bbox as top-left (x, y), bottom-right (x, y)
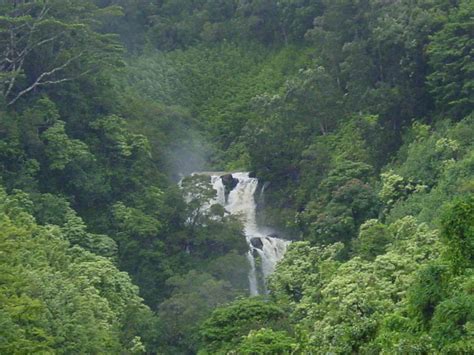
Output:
top-left (250, 237), bottom-right (263, 250)
top-left (221, 174), bottom-right (239, 199)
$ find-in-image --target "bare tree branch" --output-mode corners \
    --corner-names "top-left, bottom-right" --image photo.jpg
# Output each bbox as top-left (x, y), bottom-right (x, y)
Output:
top-left (18, 31), bottom-right (66, 58)
top-left (7, 52), bottom-right (84, 105)
top-left (0, 2), bottom-right (76, 104)
top-left (1, 2), bottom-right (118, 105)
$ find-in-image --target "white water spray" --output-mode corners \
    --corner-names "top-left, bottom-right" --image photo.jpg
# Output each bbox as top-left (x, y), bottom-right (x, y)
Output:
top-left (210, 172), bottom-right (290, 295)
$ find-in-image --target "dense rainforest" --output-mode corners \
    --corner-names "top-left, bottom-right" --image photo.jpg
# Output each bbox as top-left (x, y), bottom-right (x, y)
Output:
top-left (0, 0), bottom-right (473, 353)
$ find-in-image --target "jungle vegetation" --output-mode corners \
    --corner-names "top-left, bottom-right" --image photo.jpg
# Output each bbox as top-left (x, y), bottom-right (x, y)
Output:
top-left (0, 0), bottom-right (472, 353)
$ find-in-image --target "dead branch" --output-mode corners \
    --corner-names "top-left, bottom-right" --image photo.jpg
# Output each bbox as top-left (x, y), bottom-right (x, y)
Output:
top-left (7, 52), bottom-right (84, 105)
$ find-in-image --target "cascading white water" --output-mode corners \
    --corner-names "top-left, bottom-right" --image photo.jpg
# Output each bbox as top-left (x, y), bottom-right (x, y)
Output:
top-left (210, 175), bottom-right (226, 206)
top-left (210, 172), bottom-right (290, 295)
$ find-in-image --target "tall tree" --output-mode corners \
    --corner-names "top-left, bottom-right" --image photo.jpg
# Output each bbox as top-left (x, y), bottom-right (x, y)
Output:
top-left (0, 0), bottom-right (122, 106)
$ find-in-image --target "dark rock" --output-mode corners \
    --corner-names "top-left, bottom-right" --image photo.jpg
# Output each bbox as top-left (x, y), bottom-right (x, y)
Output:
top-left (221, 174), bottom-right (238, 191)
top-left (250, 237), bottom-right (263, 250)
top-left (221, 174), bottom-right (239, 202)
top-left (268, 233), bottom-right (279, 239)
top-left (249, 171), bottom-right (257, 178)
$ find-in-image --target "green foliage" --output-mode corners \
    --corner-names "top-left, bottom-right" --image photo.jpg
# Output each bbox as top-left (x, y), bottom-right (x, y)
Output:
top-left (352, 219), bottom-right (392, 260)
top-left (407, 264), bottom-right (449, 325)
top-left (42, 121), bottom-right (94, 170)
top-left (0, 0), bottom-right (472, 353)
top-left (199, 297), bottom-right (289, 354)
top-left (298, 160), bottom-right (378, 248)
top-left (397, 126), bottom-right (460, 187)
top-left (157, 271), bottom-right (240, 354)
top-left (374, 223), bottom-right (473, 353)
top-left (180, 174), bottom-right (247, 257)
top-left (305, 0), bottom-right (442, 130)
top-left (90, 115), bottom-right (150, 160)
top-left (237, 328), bottom-right (297, 354)
top-left (427, 0), bottom-right (474, 118)
top-left (0, 0), bottom-right (123, 106)
top-left (385, 117), bottom-right (474, 226)
top-left (379, 171), bottom-right (413, 207)
top-left (123, 43), bottom-right (308, 168)
top-left (0, 186), bottom-right (155, 353)
top-left (431, 293), bottom-right (474, 352)
top-left (267, 216), bottom-right (441, 353)
top-left (181, 175), bottom-right (218, 227)
top-left (110, 200), bottom-right (168, 306)
top-left (62, 209), bottom-right (118, 258)
top-left (268, 241), bottom-right (343, 303)
top-left (441, 196), bottom-right (474, 273)
top-left (140, 0), bottom-right (322, 50)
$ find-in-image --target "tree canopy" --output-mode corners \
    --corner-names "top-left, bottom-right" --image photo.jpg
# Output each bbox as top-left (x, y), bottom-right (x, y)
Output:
top-left (0, 0), bottom-right (472, 353)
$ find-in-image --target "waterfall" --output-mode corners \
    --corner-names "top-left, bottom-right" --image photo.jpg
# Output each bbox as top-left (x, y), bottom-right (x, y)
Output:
top-left (210, 175), bottom-right (226, 206)
top-left (209, 172), bottom-right (290, 295)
